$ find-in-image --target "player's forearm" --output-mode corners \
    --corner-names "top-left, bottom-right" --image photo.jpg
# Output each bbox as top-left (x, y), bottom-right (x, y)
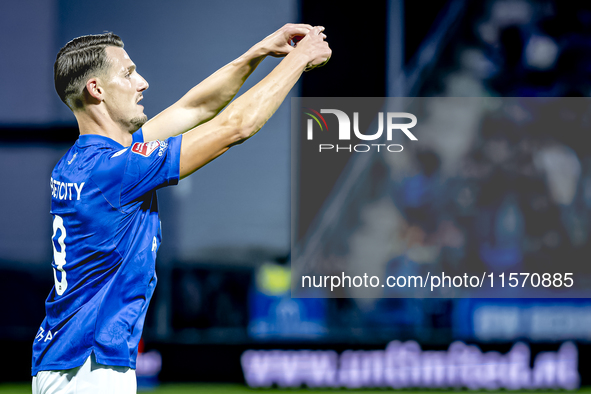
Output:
top-left (142, 45), bottom-right (267, 142)
top-left (226, 26), bottom-right (331, 140)
top-left (176, 44), bottom-right (267, 121)
top-left (178, 25), bottom-right (330, 178)
top-left (178, 50), bottom-right (308, 178)
top-left (224, 49), bottom-right (308, 140)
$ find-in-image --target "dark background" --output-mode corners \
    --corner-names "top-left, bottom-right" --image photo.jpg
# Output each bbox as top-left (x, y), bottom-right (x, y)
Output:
top-left (2, 0), bottom-right (591, 386)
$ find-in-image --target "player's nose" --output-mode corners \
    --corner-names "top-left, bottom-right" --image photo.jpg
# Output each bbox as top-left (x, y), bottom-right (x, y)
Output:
top-left (137, 73), bottom-right (149, 91)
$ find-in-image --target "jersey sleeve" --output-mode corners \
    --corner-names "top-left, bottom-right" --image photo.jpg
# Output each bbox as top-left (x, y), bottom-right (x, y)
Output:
top-left (91, 129), bottom-right (183, 209)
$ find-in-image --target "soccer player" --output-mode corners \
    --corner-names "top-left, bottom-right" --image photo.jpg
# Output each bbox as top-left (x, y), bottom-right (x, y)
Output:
top-left (32, 24), bottom-right (330, 393)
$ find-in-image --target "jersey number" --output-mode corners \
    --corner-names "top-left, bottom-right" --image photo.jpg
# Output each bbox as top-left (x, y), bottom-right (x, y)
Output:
top-left (52, 215), bottom-right (68, 295)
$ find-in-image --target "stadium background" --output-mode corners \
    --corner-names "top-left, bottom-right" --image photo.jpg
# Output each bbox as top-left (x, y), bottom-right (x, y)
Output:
top-left (2, 0), bottom-right (591, 391)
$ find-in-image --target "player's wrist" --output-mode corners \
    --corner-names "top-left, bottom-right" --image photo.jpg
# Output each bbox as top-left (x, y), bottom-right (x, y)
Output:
top-left (247, 42), bottom-right (269, 59)
top-left (289, 45), bottom-right (314, 71)
top-left (231, 45), bottom-right (267, 70)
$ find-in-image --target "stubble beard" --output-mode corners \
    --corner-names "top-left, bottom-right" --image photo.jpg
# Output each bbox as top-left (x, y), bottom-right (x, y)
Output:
top-left (130, 113), bottom-right (148, 131)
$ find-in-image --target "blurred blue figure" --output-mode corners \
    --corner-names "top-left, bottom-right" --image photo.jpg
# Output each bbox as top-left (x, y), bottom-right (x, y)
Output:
top-left (248, 262), bottom-right (327, 339)
top-left (401, 149), bottom-right (442, 234)
top-left (479, 193), bottom-right (525, 268)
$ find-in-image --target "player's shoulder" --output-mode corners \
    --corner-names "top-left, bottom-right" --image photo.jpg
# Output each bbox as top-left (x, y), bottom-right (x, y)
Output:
top-left (53, 134), bottom-right (133, 179)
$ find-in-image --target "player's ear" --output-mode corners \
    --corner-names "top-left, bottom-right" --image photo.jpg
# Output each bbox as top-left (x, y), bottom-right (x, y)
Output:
top-left (86, 78), bottom-right (103, 102)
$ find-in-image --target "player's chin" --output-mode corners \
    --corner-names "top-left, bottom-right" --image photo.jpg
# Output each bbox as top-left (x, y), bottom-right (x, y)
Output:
top-left (130, 114), bottom-right (148, 130)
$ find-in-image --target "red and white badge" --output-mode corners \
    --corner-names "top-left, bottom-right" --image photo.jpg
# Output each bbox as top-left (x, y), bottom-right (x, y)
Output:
top-left (131, 141), bottom-right (161, 157)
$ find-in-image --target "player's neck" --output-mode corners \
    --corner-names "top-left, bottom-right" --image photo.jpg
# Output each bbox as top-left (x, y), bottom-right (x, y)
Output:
top-left (74, 107), bottom-right (134, 147)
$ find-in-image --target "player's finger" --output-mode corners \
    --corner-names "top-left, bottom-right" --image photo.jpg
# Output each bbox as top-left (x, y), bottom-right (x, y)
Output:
top-left (292, 23), bottom-right (314, 31)
top-left (287, 25), bottom-right (312, 38)
top-left (308, 26), bottom-right (324, 37)
top-left (290, 27), bottom-right (311, 37)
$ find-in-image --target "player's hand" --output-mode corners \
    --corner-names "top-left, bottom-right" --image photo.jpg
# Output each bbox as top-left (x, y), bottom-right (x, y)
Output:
top-left (293, 26), bottom-right (331, 71)
top-left (259, 23), bottom-right (314, 57)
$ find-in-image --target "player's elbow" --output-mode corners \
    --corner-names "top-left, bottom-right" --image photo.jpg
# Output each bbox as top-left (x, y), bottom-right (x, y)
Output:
top-left (222, 110), bottom-right (260, 143)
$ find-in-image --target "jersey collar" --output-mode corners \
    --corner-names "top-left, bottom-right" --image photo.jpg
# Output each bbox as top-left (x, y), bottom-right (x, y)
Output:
top-left (76, 134), bottom-right (127, 149)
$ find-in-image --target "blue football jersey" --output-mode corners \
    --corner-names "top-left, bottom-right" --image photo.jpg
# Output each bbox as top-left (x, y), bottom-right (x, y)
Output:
top-left (32, 129), bottom-right (182, 375)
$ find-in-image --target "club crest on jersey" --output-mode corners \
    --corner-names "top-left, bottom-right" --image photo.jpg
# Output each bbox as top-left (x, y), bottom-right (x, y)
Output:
top-left (132, 141), bottom-right (161, 157)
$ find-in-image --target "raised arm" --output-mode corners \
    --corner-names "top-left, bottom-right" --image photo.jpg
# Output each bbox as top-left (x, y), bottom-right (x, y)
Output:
top-left (142, 23), bottom-right (314, 141)
top-left (177, 26), bottom-right (331, 178)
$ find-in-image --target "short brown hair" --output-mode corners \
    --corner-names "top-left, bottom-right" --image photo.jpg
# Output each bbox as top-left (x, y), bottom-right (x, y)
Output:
top-left (54, 32), bottom-right (124, 110)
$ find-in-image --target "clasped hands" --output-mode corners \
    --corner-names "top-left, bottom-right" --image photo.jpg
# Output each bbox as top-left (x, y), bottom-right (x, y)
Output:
top-left (259, 23), bottom-right (332, 71)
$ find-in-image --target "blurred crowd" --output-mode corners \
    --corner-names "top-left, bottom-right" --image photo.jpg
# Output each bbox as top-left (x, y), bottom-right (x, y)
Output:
top-left (297, 0), bottom-right (591, 343)
top-left (389, 0), bottom-right (591, 280)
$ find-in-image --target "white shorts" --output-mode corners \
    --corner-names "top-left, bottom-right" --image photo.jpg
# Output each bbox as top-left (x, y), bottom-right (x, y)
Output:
top-left (32, 353), bottom-right (136, 394)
